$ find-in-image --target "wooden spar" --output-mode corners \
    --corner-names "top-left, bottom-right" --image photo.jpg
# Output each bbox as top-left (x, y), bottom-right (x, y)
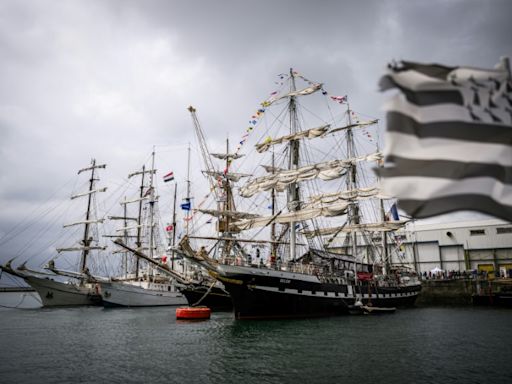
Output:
top-left (171, 182), bottom-right (178, 270)
top-left (187, 235), bottom-right (305, 246)
top-left (112, 239), bottom-right (187, 284)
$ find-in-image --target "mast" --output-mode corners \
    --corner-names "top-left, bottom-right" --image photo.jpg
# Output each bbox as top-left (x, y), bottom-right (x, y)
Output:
top-left (345, 101), bottom-right (359, 277)
top-left (79, 159), bottom-right (98, 273)
top-left (185, 143), bottom-right (191, 236)
top-left (224, 138), bottom-right (232, 236)
top-left (378, 143), bottom-right (389, 275)
top-left (122, 197), bottom-right (129, 278)
top-left (148, 148), bottom-right (156, 280)
top-left (171, 182), bottom-right (178, 270)
top-left (288, 68), bottom-right (300, 262)
top-left (135, 165), bottom-right (146, 279)
top-left (270, 150), bottom-right (277, 264)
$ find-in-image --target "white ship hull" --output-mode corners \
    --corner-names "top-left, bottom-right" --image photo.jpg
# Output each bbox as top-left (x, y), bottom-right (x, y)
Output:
top-left (25, 275), bottom-right (102, 307)
top-left (99, 280), bottom-right (187, 307)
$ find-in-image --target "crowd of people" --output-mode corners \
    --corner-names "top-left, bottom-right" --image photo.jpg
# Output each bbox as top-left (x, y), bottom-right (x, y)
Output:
top-left (421, 269), bottom-right (512, 280)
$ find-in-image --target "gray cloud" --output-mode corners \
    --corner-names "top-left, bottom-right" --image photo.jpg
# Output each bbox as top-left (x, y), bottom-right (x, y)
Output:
top-left (0, 0), bottom-right (510, 273)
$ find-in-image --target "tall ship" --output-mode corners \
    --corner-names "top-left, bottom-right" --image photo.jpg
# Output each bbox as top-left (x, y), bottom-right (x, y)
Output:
top-left (98, 150), bottom-right (187, 307)
top-left (0, 159), bottom-right (108, 306)
top-left (177, 69), bottom-right (421, 319)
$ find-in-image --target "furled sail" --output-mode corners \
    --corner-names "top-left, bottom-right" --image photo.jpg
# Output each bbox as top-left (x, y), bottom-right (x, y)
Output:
top-left (255, 125), bottom-right (330, 153)
top-left (261, 165), bottom-right (285, 173)
top-left (280, 83), bottom-right (323, 98)
top-left (120, 196), bottom-right (159, 205)
top-left (264, 83), bottom-right (324, 106)
top-left (327, 119), bottom-right (378, 135)
top-left (304, 186), bottom-right (385, 207)
top-left (63, 219), bottom-right (104, 228)
top-left (56, 246), bottom-right (107, 253)
top-left (203, 170), bottom-right (251, 182)
top-left (232, 201), bottom-right (348, 230)
top-left (255, 120), bottom-right (378, 153)
top-left (211, 153), bottom-right (244, 160)
top-left (300, 221), bottom-right (408, 238)
top-left (71, 187), bottom-right (107, 200)
top-left (128, 169), bottom-right (156, 179)
top-left (195, 208), bottom-right (260, 220)
top-left (239, 152), bottom-right (383, 198)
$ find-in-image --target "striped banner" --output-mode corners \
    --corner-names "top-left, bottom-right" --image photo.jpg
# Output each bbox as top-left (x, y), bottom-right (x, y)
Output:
top-left (376, 58), bottom-right (512, 221)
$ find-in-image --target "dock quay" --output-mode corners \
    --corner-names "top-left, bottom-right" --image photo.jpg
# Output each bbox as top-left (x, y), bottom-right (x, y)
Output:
top-left (417, 278), bottom-right (512, 306)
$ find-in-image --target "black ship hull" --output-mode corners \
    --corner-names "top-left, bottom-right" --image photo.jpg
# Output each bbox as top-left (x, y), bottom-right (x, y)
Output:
top-left (180, 283), bottom-right (233, 311)
top-left (215, 265), bottom-right (421, 320)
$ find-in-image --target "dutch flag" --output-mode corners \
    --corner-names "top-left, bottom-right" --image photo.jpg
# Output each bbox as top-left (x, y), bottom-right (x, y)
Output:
top-left (163, 171), bottom-right (174, 183)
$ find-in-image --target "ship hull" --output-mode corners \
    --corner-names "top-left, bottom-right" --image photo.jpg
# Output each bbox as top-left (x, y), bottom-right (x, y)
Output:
top-left (99, 281), bottom-right (187, 307)
top-left (216, 265), bottom-right (421, 319)
top-left (24, 275), bottom-right (102, 307)
top-left (180, 283), bottom-right (233, 311)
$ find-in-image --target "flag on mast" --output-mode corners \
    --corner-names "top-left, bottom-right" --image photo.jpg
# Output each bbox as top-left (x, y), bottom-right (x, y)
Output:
top-left (376, 58), bottom-right (512, 221)
top-left (163, 171), bottom-right (174, 183)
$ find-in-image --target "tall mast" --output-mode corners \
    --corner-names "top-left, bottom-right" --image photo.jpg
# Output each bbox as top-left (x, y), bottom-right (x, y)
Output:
top-left (148, 148), bottom-right (156, 262)
top-left (171, 182), bottom-right (178, 270)
top-left (185, 143), bottom-right (191, 236)
top-left (80, 159), bottom-right (97, 273)
top-left (135, 166), bottom-right (146, 278)
top-left (57, 159), bottom-right (106, 278)
top-left (270, 150), bottom-right (277, 264)
top-left (224, 138), bottom-right (232, 235)
top-left (122, 197), bottom-right (129, 278)
top-left (346, 102), bottom-right (359, 276)
top-left (288, 68), bottom-right (300, 262)
top-left (378, 142), bottom-right (389, 275)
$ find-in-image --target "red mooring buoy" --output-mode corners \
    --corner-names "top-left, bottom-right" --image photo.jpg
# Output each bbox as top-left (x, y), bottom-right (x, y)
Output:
top-left (176, 306), bottom-right (211, 320)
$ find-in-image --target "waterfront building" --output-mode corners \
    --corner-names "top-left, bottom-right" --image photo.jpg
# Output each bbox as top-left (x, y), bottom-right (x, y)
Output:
top-left (404, 219), bottom-right (512, 278)
top-left (329, 219), bottom-right (512, 279)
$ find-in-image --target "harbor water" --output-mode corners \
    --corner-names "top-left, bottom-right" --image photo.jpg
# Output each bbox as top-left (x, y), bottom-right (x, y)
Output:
top-left (1, 292), bottom-right (511, 384)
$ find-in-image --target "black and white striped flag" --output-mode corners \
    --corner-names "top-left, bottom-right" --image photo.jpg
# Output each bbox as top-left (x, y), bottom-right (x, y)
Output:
top-left (376, 58), bottom-right (512, 221)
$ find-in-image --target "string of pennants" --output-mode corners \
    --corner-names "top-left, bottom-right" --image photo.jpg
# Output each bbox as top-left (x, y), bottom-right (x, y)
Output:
top-left (225, 69), bottom-right (350, 174)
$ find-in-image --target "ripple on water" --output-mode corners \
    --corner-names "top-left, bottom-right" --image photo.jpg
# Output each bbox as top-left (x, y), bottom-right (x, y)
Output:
top-left (0, 305), bottom-right (511, 384)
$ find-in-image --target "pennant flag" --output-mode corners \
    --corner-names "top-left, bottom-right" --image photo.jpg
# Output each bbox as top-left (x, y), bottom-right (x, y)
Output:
top-left (143, 187), bottom-right (153, 197)
top-left (180, 201), bottom-right (191, 211)
top-left (389, 203), bottom-right (400, 221)
top-left (163, 171), bottom-right (174, 183)
top-left (165, 224), bottom-right (174, 232)
top-left (376, 58), bottom-right (512, 221)
top-left (330, 95), bottom-right (347, 104)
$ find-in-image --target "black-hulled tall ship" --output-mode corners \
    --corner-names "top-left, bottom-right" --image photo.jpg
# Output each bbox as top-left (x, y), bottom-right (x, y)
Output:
top-left (178, 69), bottom-right (421, 319)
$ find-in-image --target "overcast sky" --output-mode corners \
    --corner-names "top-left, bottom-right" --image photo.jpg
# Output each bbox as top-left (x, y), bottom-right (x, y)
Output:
top-left (1, 0), bottom-right (511, 273)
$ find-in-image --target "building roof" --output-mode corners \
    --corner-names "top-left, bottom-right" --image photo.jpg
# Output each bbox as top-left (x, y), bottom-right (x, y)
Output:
top-left (407, 219), bottom-right (510, 232)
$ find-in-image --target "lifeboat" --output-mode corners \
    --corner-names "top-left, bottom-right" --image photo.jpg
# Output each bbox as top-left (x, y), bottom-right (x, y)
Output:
top-left (176, 306), bottom-right (211, 320)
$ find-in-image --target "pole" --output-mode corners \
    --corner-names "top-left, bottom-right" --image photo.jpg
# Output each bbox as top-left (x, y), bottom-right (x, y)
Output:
top-left (288, 67), bottom-right (299, 263)
top-left (185, 143), bottom-right (191, 236)
top-left (80, 159), bottom-right (96, 274)
top-left (171, 182), bottom-right (177, 270)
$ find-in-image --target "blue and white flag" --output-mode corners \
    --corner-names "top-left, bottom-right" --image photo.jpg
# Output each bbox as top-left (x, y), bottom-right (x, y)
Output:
top-left (376, 58), bottom-right (512, 221)
top-left (180, 201), bottom-right (191, 211)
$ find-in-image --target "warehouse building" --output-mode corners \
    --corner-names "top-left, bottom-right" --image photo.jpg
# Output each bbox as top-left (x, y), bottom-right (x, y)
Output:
top-left (391, 219), bottom-right (512, 278)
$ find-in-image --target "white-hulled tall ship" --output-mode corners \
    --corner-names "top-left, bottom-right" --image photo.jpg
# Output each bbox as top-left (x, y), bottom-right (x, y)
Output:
top-left (1, 159), bottom-right (108, 306)
top-left (98, 150), bottom-right (186, 307)
top-left (177, 69), bottom-right (421, 319)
